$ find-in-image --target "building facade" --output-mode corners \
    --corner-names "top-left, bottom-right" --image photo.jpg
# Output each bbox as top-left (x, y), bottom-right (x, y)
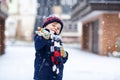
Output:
top-left (34, 0), bottom-right (82, 43)
top-left (6, 0), bottom-right (37, 41)
top-left (0, 0), bottom-right (8, 54)
top-left (61, 19), bottom-right (82, 43)
top-left (34, 0), bottom-right (62, 33)
top-left (71, 0), bottom-right (120, 55)
top-left (60, 0), bottom-right (81, 43)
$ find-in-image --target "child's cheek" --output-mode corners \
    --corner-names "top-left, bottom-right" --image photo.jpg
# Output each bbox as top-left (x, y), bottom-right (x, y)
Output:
top-left (56, 31), bottom-right (59, 34)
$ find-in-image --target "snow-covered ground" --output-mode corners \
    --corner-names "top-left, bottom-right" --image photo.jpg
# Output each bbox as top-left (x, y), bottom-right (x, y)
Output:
top-left (0, 41), bottom-right (120, 80)
top-left (64, 45), bottom-right (120, 80)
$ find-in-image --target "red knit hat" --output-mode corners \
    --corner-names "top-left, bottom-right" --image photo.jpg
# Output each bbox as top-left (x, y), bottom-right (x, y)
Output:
top-left (42, 16), bottom-right (63, 34)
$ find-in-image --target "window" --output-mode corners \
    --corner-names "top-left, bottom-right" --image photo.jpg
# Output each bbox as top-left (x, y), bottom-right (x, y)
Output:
top-left (9, 0), bottom-right (12, 3)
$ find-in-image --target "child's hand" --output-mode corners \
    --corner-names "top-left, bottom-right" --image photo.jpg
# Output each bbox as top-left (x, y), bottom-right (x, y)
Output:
top-left (60, 47), bottom-right (67, 57)
top-left (35, 27), bottom-right (50, 39)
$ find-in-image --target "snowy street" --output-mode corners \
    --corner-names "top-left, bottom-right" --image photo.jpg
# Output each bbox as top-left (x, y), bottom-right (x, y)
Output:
top-left (0, 42), bottom-right (120, 80)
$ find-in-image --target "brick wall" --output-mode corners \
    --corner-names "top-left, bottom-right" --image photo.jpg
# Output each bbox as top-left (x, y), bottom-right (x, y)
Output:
top-left (0, 19), bottom-right (5, 55)
top-left (102, 13), bottom-right (120, 55)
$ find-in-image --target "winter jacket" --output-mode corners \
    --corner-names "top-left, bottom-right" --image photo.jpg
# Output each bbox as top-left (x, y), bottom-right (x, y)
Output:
top-left (33, 33), bottom-right (68, 80)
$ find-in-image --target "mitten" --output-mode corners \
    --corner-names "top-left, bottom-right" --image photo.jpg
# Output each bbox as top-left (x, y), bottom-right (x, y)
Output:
top-left (35, 27), bottom-right (50, 39)
top-left (60, 47), bottom-right (67, 57)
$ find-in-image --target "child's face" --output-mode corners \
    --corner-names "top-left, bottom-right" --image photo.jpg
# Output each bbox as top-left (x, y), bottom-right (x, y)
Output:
top-left (45, 22), bottom-right (61, 34)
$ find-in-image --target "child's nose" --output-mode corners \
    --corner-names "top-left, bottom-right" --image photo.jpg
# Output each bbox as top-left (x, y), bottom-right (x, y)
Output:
top-left (54, 26), bottom-right (58, 30)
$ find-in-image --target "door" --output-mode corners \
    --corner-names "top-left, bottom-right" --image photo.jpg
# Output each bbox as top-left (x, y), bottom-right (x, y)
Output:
top-left (92, 20), bottom-right (99, 54)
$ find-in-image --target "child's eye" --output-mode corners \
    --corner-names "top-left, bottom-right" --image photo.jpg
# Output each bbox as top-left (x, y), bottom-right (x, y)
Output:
top-left (52, 24), bottom-right (55, 27)
top-left (57, 27), bottom-right (60, 30)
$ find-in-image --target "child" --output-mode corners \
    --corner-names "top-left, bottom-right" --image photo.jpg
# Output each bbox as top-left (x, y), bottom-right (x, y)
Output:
top-left (34, 16), bottom-right (68, 80)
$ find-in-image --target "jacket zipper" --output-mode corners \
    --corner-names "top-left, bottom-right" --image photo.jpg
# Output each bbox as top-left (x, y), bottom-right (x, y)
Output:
top-left (39, 58), bottom-right (46, 72)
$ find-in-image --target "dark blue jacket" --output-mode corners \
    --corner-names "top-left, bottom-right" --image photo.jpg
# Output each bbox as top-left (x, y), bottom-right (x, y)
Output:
top-left (34, 34), bottom-right (68, 80)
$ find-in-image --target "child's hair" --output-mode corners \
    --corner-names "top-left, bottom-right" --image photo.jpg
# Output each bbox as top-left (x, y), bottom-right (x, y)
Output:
top-left (42, 15), bottom-right (63, 34)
